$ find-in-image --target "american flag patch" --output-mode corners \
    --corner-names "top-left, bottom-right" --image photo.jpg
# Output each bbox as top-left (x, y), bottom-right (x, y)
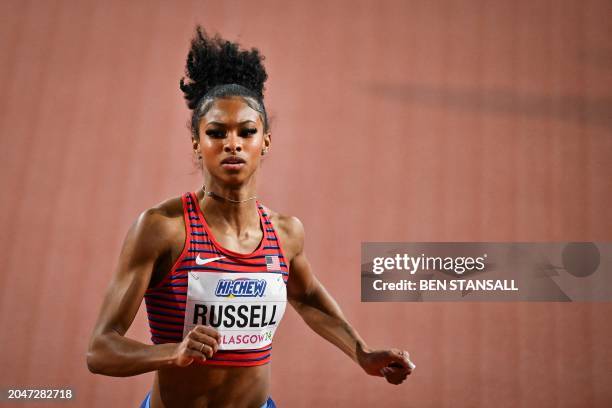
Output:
top-left (265, 255), bottom-right (281, 271)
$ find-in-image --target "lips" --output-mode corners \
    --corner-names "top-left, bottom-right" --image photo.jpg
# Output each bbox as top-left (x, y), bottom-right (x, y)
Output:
top-left (220, 156), bottom-right (246, 171)
top-left (221, 156), bottom-right (246, 165)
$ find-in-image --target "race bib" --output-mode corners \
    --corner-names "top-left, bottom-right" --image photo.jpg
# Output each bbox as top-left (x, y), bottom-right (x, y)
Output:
top-left (183, 272), bottom-right (287, 350)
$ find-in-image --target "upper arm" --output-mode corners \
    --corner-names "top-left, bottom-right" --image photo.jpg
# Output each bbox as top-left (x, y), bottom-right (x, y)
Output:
top-left (90, 209), bottom-right (172, 340)
top-left (279, 216), bottom-right (320, 306)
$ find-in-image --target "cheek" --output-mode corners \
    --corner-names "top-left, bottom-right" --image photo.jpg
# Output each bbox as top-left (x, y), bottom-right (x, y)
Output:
top-left (244, 136), bottom-right (263, 152)
top-left (201, 140), bottom-right (223, 154)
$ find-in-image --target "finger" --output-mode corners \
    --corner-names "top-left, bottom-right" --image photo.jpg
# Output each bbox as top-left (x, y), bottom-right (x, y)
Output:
top-left (199, 343), bottom-right (214, 358)
top-left (384, 371), bottom-right (405, 385)
top-left (399, 350), bottom-right (416, 370)
top-left (391, 350), bottom-right (415, 370)
top-left (193, 325), bottom-right (221, 341)
top-left (385, 366), bottom-right (411, 376)
top-left (381, 366), bottom-right (411, 381)
top-left (389, 362), bottom-right (414, 375)
top-left (186, 338), bottom-right (214, 358)
top-left (385, 350), bottom-right (410, 369)
top-left (384, 367), bottom-right (412, 382)
top-left (398, 350), bottom-right (414, 369)
top-left (187, 332), bottom-right (219, 355)
top-left (383, 367), bottom-right (409, 385)
top-left (184, 347), bottom-right (208, 361)
top-left (188, 331), bottom-right (220, 353)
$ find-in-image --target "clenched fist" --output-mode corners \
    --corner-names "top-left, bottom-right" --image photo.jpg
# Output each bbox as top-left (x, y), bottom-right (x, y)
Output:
top-left (173, 325), bottom-right (221, 367)
top-left (357, 346), bottom-right (415, 385)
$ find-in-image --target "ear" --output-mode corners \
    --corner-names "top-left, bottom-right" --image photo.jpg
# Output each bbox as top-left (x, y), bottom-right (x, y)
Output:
top-left (263, 132), bottom-right (271, 149)
top-left (192, 137), bottom-right (201, 158)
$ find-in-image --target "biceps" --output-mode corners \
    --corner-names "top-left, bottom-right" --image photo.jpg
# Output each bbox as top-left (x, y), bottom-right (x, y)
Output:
top-left (286, 252), bottom-right (319, 304)
top-left (92, 220), bottom-right (160, 337)
top-left (96, 263), bottom-right (152, 336)
top-left (93, 258), bottom-right (153, 339)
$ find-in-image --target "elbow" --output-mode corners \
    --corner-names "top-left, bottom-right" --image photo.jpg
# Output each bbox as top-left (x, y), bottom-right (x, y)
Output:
top-left (86, 337), bottom-right (109, 375)
top-left (86, 357), bottom-right (98, 374)
top-left (86, 332), bottom-right (133, 377)
top-left (86, 349), bottom-right (103, 374)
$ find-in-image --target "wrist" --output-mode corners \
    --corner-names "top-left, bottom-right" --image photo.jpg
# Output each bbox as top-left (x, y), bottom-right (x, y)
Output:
top-left (156, 343), bottom-right (181, 368)
top-left (355, 341), bottom-right (371, 367)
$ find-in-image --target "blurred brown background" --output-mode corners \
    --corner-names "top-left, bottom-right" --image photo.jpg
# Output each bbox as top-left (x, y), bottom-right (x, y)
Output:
top-left (1, 0), bottom-right (611, 407)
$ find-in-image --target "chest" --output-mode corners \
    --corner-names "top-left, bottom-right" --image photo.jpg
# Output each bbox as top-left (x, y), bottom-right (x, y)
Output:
top-left (205, 224), bottom-right (264, 255)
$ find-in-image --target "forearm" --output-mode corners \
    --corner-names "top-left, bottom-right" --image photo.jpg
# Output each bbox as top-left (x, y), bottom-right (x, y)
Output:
top-left (293, 285), bottom-right (369, 364)
top-left (87, 330), bottom-right (177, 377)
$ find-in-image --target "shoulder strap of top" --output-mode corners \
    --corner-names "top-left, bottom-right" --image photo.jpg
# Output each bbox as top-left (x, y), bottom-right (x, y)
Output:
top-left (256, 201), bottom-right (272, 228)
top-left (255, 201), bottom-right (289, 263)
top-left (183, 192), bottom-right (197, 237)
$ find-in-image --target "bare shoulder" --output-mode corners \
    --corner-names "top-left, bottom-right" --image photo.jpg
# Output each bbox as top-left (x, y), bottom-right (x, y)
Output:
top-left (125, 194), bottom-right (185, 260)
top-left (138, 195), bottom-right (183, 231)
top-left (266, 209), bottom-right (304, 237)
top-left (265, 207), bottom-right (305, 263)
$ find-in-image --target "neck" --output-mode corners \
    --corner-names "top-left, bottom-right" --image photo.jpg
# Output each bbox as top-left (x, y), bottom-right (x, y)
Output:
top-left (197, 177), bottom-right (260, 236)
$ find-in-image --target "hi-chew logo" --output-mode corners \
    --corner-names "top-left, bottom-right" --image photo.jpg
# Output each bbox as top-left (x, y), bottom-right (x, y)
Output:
top-left (215, 278), bottom-right (267, 297)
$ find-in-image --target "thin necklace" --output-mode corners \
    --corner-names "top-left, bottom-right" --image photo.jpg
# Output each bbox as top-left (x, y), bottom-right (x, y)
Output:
top-left (201, 184), bottom-right (257, 204)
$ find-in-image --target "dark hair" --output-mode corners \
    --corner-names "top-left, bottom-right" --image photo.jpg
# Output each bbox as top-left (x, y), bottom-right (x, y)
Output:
top-left (179, 26), bottom-right (269, 140)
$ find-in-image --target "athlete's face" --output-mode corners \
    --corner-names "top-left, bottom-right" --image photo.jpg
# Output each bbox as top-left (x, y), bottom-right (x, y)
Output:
top-left (194, 97), bottom-right (271, 185)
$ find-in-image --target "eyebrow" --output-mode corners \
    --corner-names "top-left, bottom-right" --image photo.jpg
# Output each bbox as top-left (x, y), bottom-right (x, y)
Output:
top-left (206, 120), bottom-right (257, 126)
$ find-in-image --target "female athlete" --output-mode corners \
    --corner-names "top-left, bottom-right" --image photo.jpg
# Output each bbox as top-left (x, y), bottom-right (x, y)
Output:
top-left (86, 26), bottom-right (415, 408)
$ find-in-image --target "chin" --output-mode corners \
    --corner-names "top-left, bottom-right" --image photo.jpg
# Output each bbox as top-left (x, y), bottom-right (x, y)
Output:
top-left (208, 167), bottom-right (256, 185)
top-left (217, 173), bottom-right (250, 186)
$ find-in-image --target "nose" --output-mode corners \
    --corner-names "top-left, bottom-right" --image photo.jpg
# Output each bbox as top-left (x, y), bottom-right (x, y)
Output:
top-left (223, 131), bottom-right (242, 153)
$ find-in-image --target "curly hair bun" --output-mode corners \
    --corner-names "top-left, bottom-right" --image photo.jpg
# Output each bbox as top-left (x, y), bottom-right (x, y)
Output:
top-left (179, 26), bottom-right (268, 110)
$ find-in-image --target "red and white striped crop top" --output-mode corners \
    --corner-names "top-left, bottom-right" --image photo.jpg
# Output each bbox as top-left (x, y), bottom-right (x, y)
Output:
top-left (143, 191), bottom-right (289, 367)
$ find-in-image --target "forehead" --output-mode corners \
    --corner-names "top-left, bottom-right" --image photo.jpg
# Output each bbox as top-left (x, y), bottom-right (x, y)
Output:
top-left (202, 97), bottom-right (261, 125)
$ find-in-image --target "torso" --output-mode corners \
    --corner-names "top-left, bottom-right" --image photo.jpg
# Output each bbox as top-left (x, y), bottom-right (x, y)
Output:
top-left (146, 191), bottom-right (298, 408)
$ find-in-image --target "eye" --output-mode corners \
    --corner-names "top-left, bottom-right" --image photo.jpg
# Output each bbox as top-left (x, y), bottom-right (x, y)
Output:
top-left (239, 128), bottom-right (258, 137)
top-left (205, 129), bottom-right (225, 138)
